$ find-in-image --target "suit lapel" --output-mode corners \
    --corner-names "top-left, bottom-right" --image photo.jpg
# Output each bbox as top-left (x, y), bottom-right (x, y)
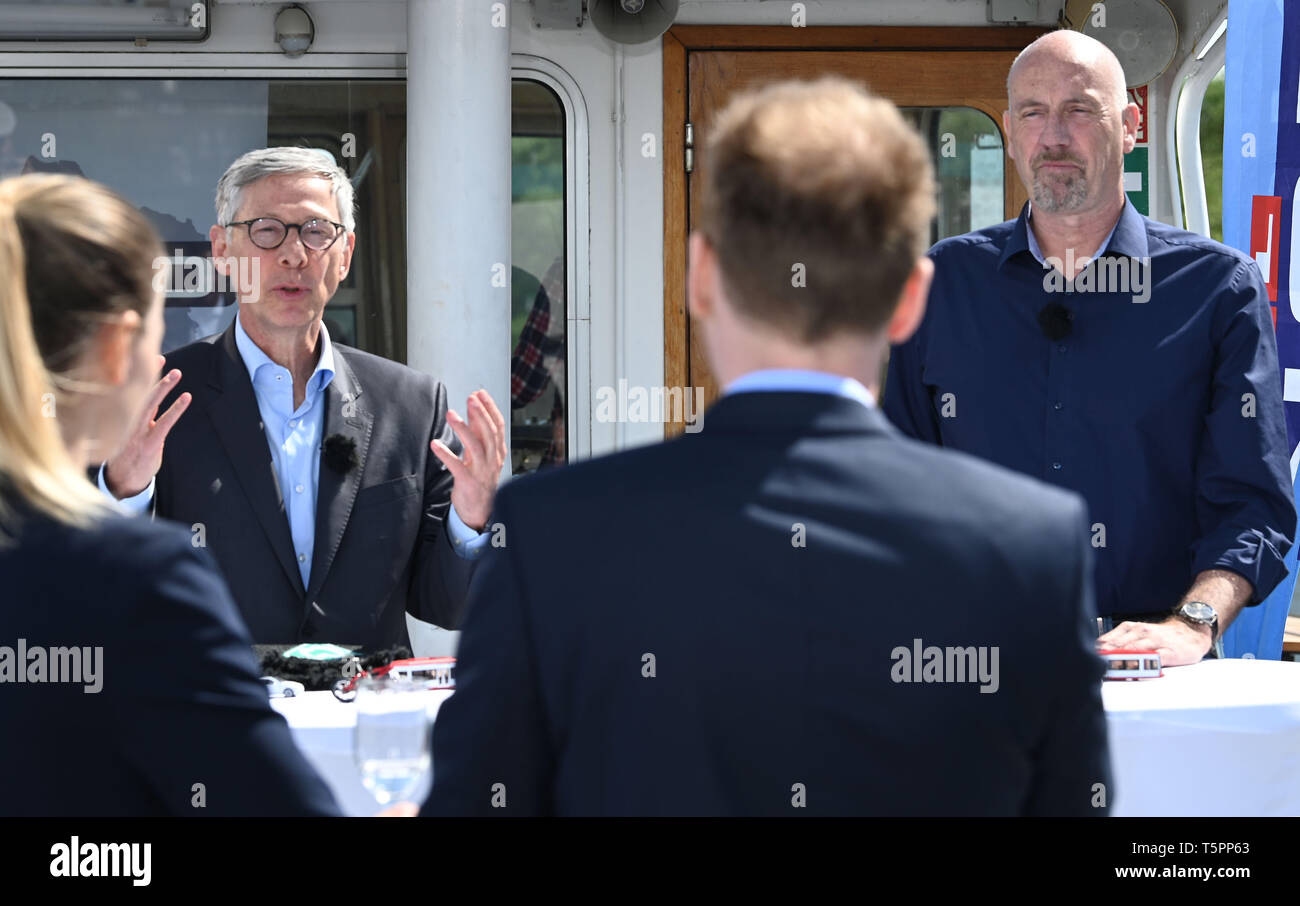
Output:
top-left (208, 324), bottom-right (305, 597)
top-left (306, 350), bottom-right (373, 602)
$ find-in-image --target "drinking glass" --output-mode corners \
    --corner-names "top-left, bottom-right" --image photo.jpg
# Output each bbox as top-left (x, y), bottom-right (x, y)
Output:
top-left (353, 674), bottom-right (432, 806)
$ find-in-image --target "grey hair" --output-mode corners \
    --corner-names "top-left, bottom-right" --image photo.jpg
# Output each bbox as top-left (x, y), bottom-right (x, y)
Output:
top-left (215, 146), bottom-right (355, 235)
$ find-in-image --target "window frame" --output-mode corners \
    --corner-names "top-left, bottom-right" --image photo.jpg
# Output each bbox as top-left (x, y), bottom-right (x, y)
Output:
top-left (1169, 7), bottom-right (1228, 237)
top-left (0, 54), bottom-right (591, 463)
top-left (511, 54), bottom-right (591, 465)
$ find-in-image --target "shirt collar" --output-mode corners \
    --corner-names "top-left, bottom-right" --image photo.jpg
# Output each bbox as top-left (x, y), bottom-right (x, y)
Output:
top-left (999, 197), bottom-right (1148, 270)
top-left (233, 309), bottom-right (336, 395)
top-left (1106, 197), bottom-right (1150, 260)
top-left (724, 368), bottom-right (876, 410)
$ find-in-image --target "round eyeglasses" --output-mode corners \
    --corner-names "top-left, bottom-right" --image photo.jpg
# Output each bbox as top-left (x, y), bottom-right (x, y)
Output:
top-left (224, 217), bottom-right (346, 251)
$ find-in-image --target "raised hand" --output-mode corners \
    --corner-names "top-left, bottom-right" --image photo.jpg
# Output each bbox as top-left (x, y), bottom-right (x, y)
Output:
top-left (430, 389), bottom-right (507, 532)
top-left (103, 355), bottom-right (191, 499)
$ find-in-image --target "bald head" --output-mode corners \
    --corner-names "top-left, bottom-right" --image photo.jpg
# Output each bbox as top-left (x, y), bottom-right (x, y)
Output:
top-left (1001, 29), bottom-right (1138, 217)
top-left (1008, 30), bottom-right (1128, 114)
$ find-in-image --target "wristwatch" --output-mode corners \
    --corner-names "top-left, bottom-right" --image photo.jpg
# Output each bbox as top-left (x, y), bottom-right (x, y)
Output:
top-left (1175, 601), bottom-right (1218, 642)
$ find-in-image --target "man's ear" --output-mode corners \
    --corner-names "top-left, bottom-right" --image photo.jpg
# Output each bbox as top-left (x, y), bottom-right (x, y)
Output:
top-left (1002, 109), bottom-right (1015, 162)
top-left (687, 232), bottom-right (716, 323)
top-left (1121, 100), bottom-right (1139, 154)
top-left (886, 257), bottom-right (933, 346)
top-left (209, 224), bottom-right (231, 278)
top-left (339, 231), bottom-right (356, 279)
top-left (95, 309), bottom-right (141, 388)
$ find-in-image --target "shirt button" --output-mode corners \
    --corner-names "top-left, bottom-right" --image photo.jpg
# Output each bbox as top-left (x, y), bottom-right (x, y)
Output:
top-left (298, 553), bottom-right (307, 562)
top-left (1054, 402), bottom-right (1064, 410)
top-left (276, 375), bottom-right (283, 381)
top-left (290, 419), bottom-right (298, 427)
top-left (1057, 345), bottom-right (1067, 353)
top-left (1052, 462), bottom-right (1062, 471)
top-left (295, 484), bottom-right (304, 494)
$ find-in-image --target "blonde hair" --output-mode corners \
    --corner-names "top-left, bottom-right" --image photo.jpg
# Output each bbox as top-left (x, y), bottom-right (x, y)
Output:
top-left (0, 174), bottom-right (162, 538)
top-left (697, 77), bottom-right (936, 341)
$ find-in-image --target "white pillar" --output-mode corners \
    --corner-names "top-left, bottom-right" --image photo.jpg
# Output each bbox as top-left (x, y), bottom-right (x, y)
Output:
top-left (405, 0), bottom-right (510, 651)
top-left (406, 0), bottom-right (511, 449)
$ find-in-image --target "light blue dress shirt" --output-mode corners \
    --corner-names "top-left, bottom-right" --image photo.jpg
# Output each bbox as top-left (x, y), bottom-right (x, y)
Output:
top-left (1024, 202), bottom-right (1120, 268)
top-left (100, 313), bottom-right (486, 584)
top-left (724, 368), bottom-right (877, 409)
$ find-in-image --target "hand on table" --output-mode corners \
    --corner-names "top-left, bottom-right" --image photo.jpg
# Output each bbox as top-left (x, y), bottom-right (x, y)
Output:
top-left (1097, 617), bottom-right (1213, 667)
top-left (431, 389), bottom-right (507, 532)
top-left (104, 355), bottom-right (191, 499)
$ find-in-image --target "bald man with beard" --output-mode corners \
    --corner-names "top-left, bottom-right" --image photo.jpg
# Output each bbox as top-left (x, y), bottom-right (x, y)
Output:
top-left (884, 31), bottom-right (1294, 666)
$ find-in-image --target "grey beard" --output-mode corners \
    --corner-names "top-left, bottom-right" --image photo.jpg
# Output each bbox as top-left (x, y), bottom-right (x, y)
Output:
top-left (1032, 170), bottom-right (1089, 213)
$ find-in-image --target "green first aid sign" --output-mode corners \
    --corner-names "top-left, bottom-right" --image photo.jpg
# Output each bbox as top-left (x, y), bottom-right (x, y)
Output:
top-left (1124, 146), bottom-right (1149, 215)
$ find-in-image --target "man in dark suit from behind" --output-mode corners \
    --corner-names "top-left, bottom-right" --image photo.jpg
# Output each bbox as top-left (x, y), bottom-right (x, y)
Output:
top-left (423, 78), bottom-right (1111, 816)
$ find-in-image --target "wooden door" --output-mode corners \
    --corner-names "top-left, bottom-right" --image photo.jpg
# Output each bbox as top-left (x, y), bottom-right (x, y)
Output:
top-left (663, 27), bottom-right (1048, 434)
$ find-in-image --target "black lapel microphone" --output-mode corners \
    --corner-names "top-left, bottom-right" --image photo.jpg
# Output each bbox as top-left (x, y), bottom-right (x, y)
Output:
top-left (322, 433), bottom-right (358, 475)
top-left (1038, 302), bottom-right (1074, 342)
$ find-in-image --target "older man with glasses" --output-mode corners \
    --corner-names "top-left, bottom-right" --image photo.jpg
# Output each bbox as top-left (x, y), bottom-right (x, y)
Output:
top-left (96, 146), bottom-right (506, 651)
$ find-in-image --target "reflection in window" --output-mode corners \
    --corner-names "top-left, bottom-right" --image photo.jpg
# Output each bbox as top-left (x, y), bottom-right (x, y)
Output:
top-left (269, 80), bottom-right (408, 362)
top-left (901, 107), bottom-right (1004, 243)
top-left (511, 81), bottom-right (567, 474)
top-left (0, 78), bottom-right (407, 358)
top-left (0, 76), bottom-right (570, 476)
top-left (881, 107), bottom-right (1004, 393)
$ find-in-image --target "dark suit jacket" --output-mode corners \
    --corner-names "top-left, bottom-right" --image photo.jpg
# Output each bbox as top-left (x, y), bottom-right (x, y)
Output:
top-left (0, 502), bottom-right (340, 816)
top-left (146, 322), bottom-right (473, 650)
top-left (422, 391), bottom-right (1111, 816)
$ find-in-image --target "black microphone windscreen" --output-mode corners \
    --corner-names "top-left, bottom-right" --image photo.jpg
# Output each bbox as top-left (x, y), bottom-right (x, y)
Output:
top-left (1038, 302), bottom-right (1074, 342)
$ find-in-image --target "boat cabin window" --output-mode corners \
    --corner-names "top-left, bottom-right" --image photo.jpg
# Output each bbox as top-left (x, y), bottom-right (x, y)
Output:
top-left (900, 107), bottom-right (1005, 243)
top-left (0, 76), bottom-right (569, 475)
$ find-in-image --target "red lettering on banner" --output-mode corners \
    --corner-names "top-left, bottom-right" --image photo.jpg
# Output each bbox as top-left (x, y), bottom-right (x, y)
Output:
top-left (1251, 195), bottom-right (1282, 303)
top-left (1127, 86), bottom-right (1148, 144)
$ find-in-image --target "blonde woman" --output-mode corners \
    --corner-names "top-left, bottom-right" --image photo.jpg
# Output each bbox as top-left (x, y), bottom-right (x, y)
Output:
top-left (0, 174), bottom-right (340, 816)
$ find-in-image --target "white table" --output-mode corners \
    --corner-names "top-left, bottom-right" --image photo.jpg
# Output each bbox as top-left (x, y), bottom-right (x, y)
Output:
top-left (275, 659), bottom-right (1300, 816)
top-left (272, 689), bottom-right (453, 817)
top-left (1102, 658), bottom-right (1300, 816)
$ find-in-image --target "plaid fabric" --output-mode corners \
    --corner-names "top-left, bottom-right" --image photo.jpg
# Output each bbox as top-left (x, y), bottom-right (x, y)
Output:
top-left (511, 286), bottom-right (553, 406)
top-left (511, 257), bottom-right (566, 467)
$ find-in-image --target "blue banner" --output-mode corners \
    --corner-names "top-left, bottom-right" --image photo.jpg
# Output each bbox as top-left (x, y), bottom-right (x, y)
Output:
top-left (1222, 0), bottom-right (1299, 658)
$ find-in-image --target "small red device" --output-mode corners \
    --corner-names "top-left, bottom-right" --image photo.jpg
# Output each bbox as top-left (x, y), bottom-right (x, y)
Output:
top-left (332, 656), bottom-right (456, 701)
top-left (1098, 649), bottom-right (1163, 680)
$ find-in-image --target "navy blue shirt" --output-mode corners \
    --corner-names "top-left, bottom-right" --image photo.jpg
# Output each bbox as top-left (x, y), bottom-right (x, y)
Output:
top-left (883, 200), bottom-right (1294, 617)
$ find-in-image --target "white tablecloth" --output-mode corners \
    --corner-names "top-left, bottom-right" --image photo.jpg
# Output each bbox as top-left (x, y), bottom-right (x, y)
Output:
top-left (272, 690), bottom-right (453, 817)
top-left (1102, 658), bottom-right (1300, 816)
top-left (275, 659), bottom-right (1300, 816)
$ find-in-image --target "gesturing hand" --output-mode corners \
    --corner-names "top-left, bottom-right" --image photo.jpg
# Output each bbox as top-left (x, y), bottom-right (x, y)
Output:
top-left (103, 355), bottom-right (191, 500)
top-left (431, 389), bottom-right (507, 532)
